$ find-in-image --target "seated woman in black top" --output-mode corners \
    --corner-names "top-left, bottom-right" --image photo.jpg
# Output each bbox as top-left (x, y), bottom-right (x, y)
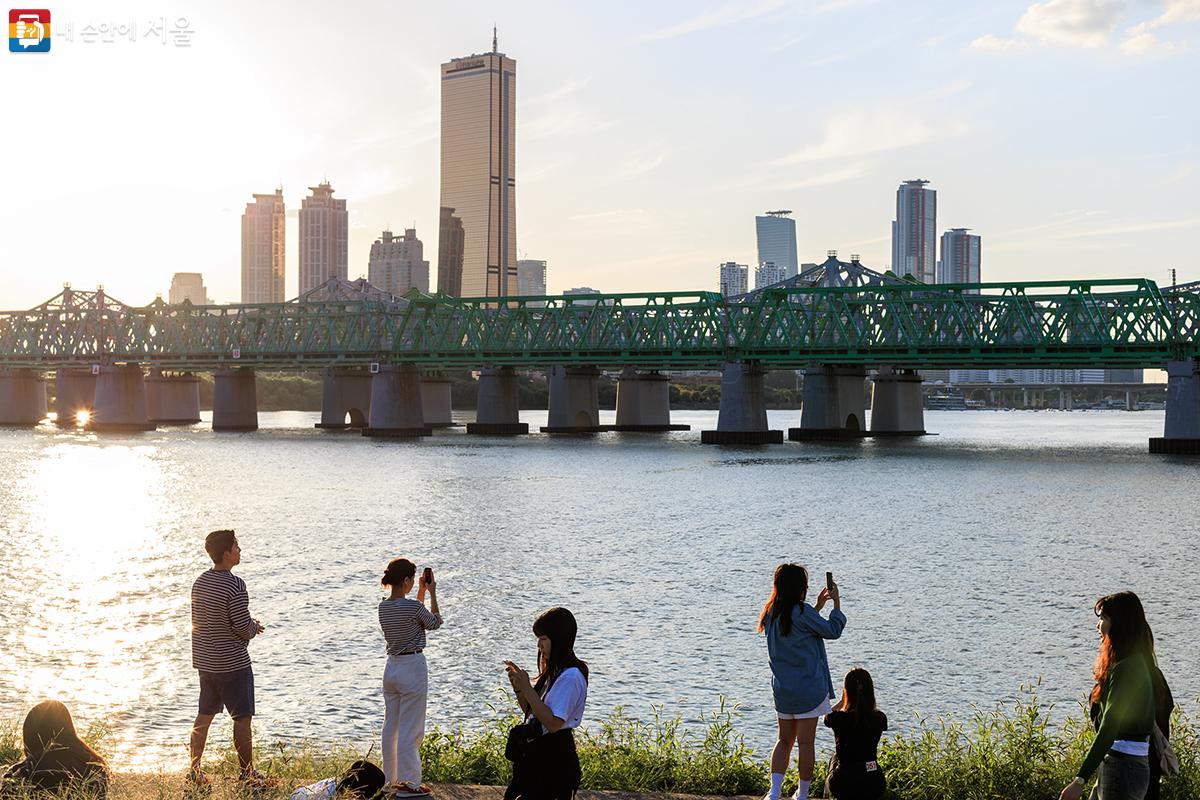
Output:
top-left (823, 668), bottom-right (887, 800)
top-left (2, 700), bottom-right (109, 797)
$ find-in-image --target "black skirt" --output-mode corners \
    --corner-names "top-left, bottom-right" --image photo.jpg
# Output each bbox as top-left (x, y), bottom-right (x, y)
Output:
top-left (504, 728), bottom-right (581, 800)
top-left (827, 754), bottom-right (886, 800)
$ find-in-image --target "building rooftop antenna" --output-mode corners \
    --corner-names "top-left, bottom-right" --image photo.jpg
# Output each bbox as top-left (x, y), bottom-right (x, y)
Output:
top-left (492, 25), bottom-right (498, 54)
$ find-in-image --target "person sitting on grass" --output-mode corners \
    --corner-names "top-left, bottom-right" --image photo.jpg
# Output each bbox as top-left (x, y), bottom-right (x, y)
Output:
top-left (1, 700), bottom-right (109, 797)
top-left (823, 668), bottom-right (887, 800)
top-left (290, 759), bottom-right (386, 800)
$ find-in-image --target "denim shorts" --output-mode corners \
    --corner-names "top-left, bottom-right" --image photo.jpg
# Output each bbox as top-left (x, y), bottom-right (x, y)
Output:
top-left (198, 666), bottom-right (255, 719)
top-left (1090, 752), bottom-right (1149, 800)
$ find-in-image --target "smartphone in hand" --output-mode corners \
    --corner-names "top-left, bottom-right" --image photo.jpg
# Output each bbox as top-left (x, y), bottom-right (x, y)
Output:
top-left (423, 567), bottom-right (434, 585)
top-left (826, 571), bottom-right (834, 592)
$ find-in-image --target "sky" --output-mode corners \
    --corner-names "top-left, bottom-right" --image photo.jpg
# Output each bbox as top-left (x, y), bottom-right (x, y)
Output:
top-left (2, 0), bottom-right (1198, 308)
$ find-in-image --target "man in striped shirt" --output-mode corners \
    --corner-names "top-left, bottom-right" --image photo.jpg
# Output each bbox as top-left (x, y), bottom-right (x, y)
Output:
top-left (189, 530), bottom-right (273, 787)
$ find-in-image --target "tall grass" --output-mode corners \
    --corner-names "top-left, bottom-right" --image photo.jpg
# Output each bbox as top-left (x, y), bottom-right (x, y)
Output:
top-left (2, 689), bottom-right (1197, 798)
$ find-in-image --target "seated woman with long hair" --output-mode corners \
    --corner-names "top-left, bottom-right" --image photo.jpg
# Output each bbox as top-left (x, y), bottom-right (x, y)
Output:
top-left (2, 700), bottom-right (108, 797)
top-left (502, 607), bottom-right (589, 800)
top-left (824, 668), bottom-right (887, 800)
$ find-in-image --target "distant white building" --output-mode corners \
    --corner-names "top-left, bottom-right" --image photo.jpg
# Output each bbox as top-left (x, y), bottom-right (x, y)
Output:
top-left (169, 272), bottom-right (210, 304)
top-left (755, 261), bottom-right (788, 289)
top-left (368, 229), bottom-right (429, 294)
top-left (517, 259), bottom-right (548, 296)
top-left (719, 262), bottom-right (748, 296)
top-left (564, 286), bottom-right (601, 306)
top-left (755, 211), bottom-right (798, 278)
top-left (892, 179), bottom-right (936, 283)
top-left (938, 228), bottom-right (981, 288)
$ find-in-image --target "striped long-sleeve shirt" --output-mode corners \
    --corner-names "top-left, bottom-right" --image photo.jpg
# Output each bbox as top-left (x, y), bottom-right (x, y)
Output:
top-left (378, 597), bottom-right (442, 655)
top-left (191, 569), bottom-right (259, 672)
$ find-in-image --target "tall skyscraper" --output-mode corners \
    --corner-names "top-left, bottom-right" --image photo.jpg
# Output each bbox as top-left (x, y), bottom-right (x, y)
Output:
top-left (299, 181), bottom-right (348, 295)
top-left (437, 34), bottom-right (516, 298)
top-left (517, 259), bottom-right (547, 296)
top-left (719, 262), bottom-right (748, 296)
top-left (938, 228), bottom-right (981, 289)
top-left (755, 211), bottom-right (798, 278)
top-left (891, 179), bottom-right (937, 283)
top-left (240, 189), bottom-right (285, 303)
top-left (755, 261), bottom-right (787, 289)
top-left (368, 229), bottom-right (429, 295)
top-left (169, 272), bottom-right (210, 304)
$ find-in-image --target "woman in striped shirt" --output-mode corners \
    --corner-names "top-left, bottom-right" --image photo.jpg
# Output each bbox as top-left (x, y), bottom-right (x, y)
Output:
top-left (378, 558), bottom-right (443, 796)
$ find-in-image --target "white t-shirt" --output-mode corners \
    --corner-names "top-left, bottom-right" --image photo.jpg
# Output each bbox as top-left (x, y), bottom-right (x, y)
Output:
top-left (290, 778), bottom-right (337, 800)
top-left (541, 667), bottom-right (588, 731)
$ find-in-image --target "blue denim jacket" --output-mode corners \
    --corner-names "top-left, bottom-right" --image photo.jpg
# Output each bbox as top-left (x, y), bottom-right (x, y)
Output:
top-left (765, 602), bottom-right (847, 714)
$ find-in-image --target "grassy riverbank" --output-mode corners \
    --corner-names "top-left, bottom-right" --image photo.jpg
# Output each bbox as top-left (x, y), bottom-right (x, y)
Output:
top-left (3, 692), bottom-right (1197, 799)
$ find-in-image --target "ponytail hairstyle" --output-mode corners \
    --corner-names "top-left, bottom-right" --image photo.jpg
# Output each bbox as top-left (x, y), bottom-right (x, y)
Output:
top-left (532, 607), bottom-right (589, 695)
top-left (840, 667), bottom-right (878, 728)
top-left (381, 558), bottom-right (416, 589)
top-left (1091, 591), bottom-right (1155, 704)
top-left (757, 563), bottom-right (808, 637)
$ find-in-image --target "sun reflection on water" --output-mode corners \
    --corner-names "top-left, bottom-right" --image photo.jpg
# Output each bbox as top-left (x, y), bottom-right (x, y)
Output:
top-left (3, 442), bottom-right (186, 768)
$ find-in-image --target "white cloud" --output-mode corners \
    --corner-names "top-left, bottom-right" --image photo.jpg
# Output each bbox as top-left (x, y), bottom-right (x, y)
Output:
top-left (1120, 0), bottom-right (1200, 54)
top-left (773, 107), bottom-right (969, 165)
top-left (1014, 0), bottom-right (1122, 47)
top-left (635, 0), bottom-right (789, 43)
top-left (775, 163), bottom-right (870, 190)
top-left (970, 33), bottom-right (1029, 52)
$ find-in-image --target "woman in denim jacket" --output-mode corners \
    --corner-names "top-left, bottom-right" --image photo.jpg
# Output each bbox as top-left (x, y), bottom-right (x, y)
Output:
top-left (759, 563), bottom-right (846, 800)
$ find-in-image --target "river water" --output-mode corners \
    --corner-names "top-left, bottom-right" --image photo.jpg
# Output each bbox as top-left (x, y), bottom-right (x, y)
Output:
top-left (0, 409), bottom-right (1196, 769)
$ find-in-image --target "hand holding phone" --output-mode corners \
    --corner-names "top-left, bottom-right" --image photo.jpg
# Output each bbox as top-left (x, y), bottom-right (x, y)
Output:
top-left (826, 571), bottom-right (834, 592)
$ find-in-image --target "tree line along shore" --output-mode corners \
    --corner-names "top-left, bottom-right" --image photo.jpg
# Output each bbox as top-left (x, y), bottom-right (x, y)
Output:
top-left (3, 693), bottom-right (1197, 799)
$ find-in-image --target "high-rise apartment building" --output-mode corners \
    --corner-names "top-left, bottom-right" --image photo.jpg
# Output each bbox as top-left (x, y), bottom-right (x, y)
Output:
top-left (755, 211), bottom-right (799, 278)
top-left (368, 229), bottom-right (429, 295)
top-left (891, 179), bottom-right (937, 283)
top-left (938, 228), bottom-right (981, 289)
top-left (240, 189), bottom-right (285, 303)
top-left (169, 272), bottom-right (210, 304)
top-left (755, 261), bottom-right (787, 289)
top-left (299, 181), bottom-right (348, 295)
top-left (719, 262), bottom-right (748, 297)
top-left (437, 36), bottom-right (516, 298)
top-left (517, 259), bottom-right (547, 296)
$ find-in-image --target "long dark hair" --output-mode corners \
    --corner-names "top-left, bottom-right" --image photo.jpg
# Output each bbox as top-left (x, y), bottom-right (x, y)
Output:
top-left (22, 700), bottom-right (106, 773)
top-left (758, 563), bottom-right (808, 636)
top-left (532, 607), bottom-right (589, 695)
top-left (1091, 591), bottom-right (1155, 704)
top-left (839, 667), bottom-right (878, 727)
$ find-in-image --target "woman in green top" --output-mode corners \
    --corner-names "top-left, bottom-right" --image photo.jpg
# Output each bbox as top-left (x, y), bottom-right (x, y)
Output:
top-left (1059, 592), bottom-right (1156, 800)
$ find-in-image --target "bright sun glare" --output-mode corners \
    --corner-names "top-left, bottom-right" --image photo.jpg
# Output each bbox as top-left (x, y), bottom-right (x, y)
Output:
top-left (74, 410), bottom-right (90, 426)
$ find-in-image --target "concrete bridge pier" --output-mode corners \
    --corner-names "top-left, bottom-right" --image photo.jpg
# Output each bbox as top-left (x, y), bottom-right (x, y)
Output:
top-left (316, 367), bottom-right (372, 429)
top-left (614, 369), bottom-right (689, 432)
top-left (467, 366), bottom-right (528, 434)
top-left (1126, 390), bottom-right (1137, 412)
top-left (363, 364), bottom-right (430, 438)
top-left (212, 368), bottom-right (258, 432)
top-left (868, 366), bottom-right (926, 436)
top-left (1150, 360), bottom-right (1200, 454)
top-left (0, 368), bottom-right (48, 426)
top-left (420, 373), bottom-right (458, 429)
top-left (542, 365), bottom-right (606, 433)
top-left (90, 364), bottom-right (155, 432)
top-left (54, 368), bottom-right (96, 426)
top-left (788, 365), bottom-right (867, 441)
top-left (701, 361), bottom-right (783, 444)
top-left (146, 369), bottom-right (201, 424)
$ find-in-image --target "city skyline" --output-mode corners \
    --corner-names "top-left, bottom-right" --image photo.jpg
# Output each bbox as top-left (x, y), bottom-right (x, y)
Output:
top-left (2, 1), bottom-right (1198, 308)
